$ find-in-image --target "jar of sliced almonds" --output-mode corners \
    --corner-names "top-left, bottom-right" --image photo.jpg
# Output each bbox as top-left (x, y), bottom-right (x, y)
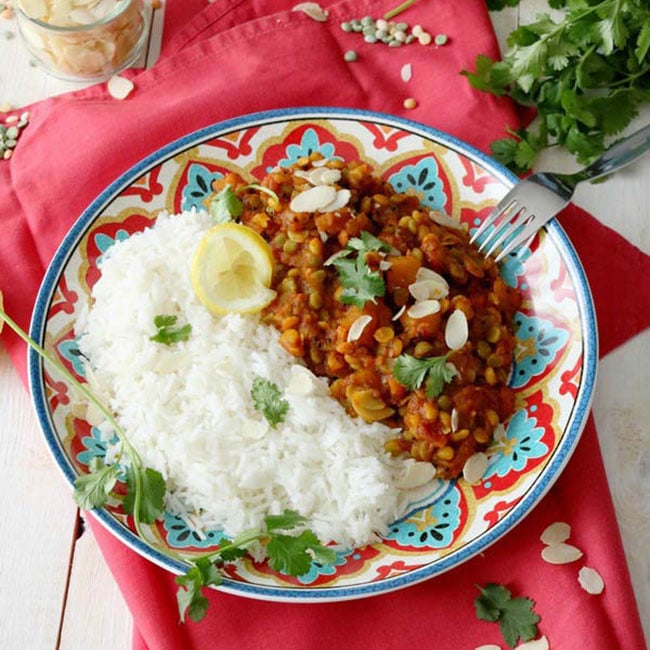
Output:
top-left (15, 0), bottom-right (147, 81)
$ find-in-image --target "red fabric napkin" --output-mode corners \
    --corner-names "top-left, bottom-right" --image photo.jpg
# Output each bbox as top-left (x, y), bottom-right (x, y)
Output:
top-left (1, 1), bottom-right (648, 648)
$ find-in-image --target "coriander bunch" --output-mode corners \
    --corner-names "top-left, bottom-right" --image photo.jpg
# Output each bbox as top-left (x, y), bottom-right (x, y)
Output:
top-left (466, 0), bottom-right (650, 172)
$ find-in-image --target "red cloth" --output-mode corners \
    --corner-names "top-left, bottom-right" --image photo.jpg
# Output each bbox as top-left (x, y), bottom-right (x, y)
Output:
top-left (1, 1), bottom-right (648, 648)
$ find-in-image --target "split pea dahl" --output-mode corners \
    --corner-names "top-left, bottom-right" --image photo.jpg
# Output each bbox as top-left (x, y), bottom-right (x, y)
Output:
top-left (223, 155), bottom-right (522, 479)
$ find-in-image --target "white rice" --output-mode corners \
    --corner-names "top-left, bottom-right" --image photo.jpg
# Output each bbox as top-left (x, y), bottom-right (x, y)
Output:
top-left (77, 211), bottom-right (415, 549)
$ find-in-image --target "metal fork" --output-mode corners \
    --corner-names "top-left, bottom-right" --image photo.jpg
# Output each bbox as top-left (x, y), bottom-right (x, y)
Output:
top-left (471, 123), bottom-right (650, 262)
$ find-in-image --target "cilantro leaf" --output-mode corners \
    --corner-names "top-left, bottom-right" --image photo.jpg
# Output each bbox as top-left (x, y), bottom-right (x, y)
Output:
top-left (209, 185), bottom-right (243, 223)
top-left (347, 230), bottom-right (391, 254)
top-left (266, 530), bottom-right (334, 576)
top-left (265, 509), bottom-right (309, 532)
top-left (176, 557), bottom-right (222, 623)
top-left (251, 376), bottom-right (289, 428)
top-left (73, 457), bottom-right (119, 509)
top-left (392, 353), bottom-right (455, 398)
top-left (122, 466), bottom-right (166, 524)
top-left (150, 314), bottom-right (192, 346)
top-left (333, 255), bottom-right (385, 308)
top-left (475, 583), bottom-right (541, 649)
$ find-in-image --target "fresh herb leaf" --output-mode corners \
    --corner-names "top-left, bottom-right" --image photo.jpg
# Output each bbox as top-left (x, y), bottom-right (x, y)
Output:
top-left (464, 1), bottom-right (650, 171)
top-left (209, 185), bottom-right (243, 223)
top-left (347, 230), bottom-right (391, 254)
top-left (392, 353), bottom-right (455, 398)
top-left (265, 509), bottom-right (309, 532)
top-left (150, 314), bottom-right (192, 346)
top-left (475, 583), bottom-right (541, 648)
top-left (73, 457), bottom-right (119, 509)
top-left (486, 0), bottom-right (520, 11)
top-left (122, 466), bottom-right (166, 524)
top-left (333, 255), bottom-right (385, 308)
top-left (266, 530), bottom-right (336, 576)
top-left (176, 557), bottom-right (223, 623)
top-left (251, 376), bottom-right (289, 428)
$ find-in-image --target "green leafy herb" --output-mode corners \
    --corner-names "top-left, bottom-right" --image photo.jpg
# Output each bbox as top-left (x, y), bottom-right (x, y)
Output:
top-left (73, 457), bottom-right (119, 510)
top-left (175, 509), bottom-right (335, 622)
top-left (176, 557), bottom-right (223, 623)
top-left (251, 376), bottom-right (289, 428)
top-left (346, 230), bottom-right (392, 254)
top-left (392, 353), bottom-right (456, 398)
top-left (464, 0), bottom-right (650, 172)
top-left (150, 314), bottom-right (192, 346)
top-left (333, 255), bottom-right (386, 308)
top-left (267, 529), bottom-right (337, 576)
top-left (122, 466), bottom-right (166, 525)
top-left (475, 583), bottom-right (541, 648)
top-left (209, 185), bottom-right (243, 223)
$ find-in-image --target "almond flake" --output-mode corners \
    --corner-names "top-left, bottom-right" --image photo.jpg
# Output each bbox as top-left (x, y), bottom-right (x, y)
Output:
top-left (379, 259), bottom-right (392, 271)
top-left (397, 461), bottom-right (435, 488)
top-left (462, 452), bottom-right (488, 484)
top-left (289, 185), bottom-right (336, 212)
top-left (578, 566), bottom-right (605, 595)
top-left (451, 407), bottom-right (459, 432)
top-left (492, 422), bottom-right (507, 444)
top-left (107, 74), bottom-right (134, 100)
top-left (475, 645), bottom-right (501, 650)
top-left (407, 299), bottom-right (441, 319)
top-left (312, 158), bottom-right (330, 167)
top-left (310, 167), bottom-right (341, 185)
top-left (323, 249), bottom-right (348, 266)
top-left (318, 231), bottom-right (328, 243)
top-left (541, 542), bottom-right (583, 565)
top-left (392, 304), bottom-right (406, 321)
top-left (320, 188), bottom-right (351, 212)
top-left (515, 636), bottom-right (549, 650)
top-left (347, 314), bottom-right (372, 342)
top-left (445, 309), bottom-right (468, 350)
top-left (540, 521), bottom-right (571, 546)
top-left (430, 210), bottom-right (464, 230)
top-left (400, 63), bottom-right (413, 82)
top-left (291, 2), bottom-right (328, 21)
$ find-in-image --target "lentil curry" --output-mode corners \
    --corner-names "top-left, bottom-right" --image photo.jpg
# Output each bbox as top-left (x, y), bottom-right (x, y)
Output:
top-left (214, 155), bottom-right (522, 480)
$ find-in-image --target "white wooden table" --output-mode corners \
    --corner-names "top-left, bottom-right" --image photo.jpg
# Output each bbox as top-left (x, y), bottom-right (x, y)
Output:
top-left (1, 3), bottom-right (648, 648)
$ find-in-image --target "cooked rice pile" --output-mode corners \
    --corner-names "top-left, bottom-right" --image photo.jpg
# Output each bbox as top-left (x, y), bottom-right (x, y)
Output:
top-left (77, 211), bottom-right (413, 548)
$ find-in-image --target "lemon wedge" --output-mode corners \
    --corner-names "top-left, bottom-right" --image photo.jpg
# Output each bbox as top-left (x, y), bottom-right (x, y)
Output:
top-left (191, 223), bottom-right (276, 314)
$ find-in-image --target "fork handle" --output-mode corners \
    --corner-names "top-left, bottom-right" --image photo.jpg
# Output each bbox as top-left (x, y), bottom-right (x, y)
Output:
top-left (574, 123), bottom-right (650, 183)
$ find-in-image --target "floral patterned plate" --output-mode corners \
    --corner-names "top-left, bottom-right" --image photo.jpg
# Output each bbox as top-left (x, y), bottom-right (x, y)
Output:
top-left (29, 108), bottom-right (597, 601)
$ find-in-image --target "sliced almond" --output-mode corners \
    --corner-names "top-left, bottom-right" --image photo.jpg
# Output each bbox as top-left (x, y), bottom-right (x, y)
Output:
top-left (397, 461), bottom-right (435, 488)
top-left (286, 364), bottom-right (328, 396)
top-left (107, 74), bottom-right (134, 100)
top-left (492, 422), bottom-right (507, 444)
top-left (379, 259), bottom-right (392, 271)
top-left (415, 266), bottom-right (449, 288)
top-left (400, 63), bottom-right (413, 82)
top-left (347, 314), bottom-right (372, 342)
top-left (445, 309), bottom-right (468, 350)
top-left (450, 407), bottom-right (459, 432)
top-left (541, 542), bottom-right (583, 565)
top-left (430, 210), bottom-right (464, 230)
top-left (320, 188), bottom-right (351, 212)
top-left (540, 521), bottom-right (571, 546)
top-left (323, 249), bottom-right (349, 266)
top-left (310, 167), bottom-right (341, 185)
top-left (392, 304), bottom-right (406, 321)
top-left (463, 452), bottom-right (488, 484)
top-left (474, 645), bottom-right (502, 650)
top-left (406, 300), bottom-right (441, 319)
top-left (578, 566), bottom-right (605, 595)
top-left (289, 185), bottom-right (336, 213)
top-left (291, 1), bottom-right (329, 20)
top-left (515, 636), bottom-right (549, 650)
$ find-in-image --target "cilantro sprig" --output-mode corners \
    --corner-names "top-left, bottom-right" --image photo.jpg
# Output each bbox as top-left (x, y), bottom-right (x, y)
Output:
top-left (464, 0), bottom-right (650, 171)
top-left (209, 183), bottom-right (280, 223)
top-left (0, 303), bottom-right (335, 626)
top-left (475, 583), bottom-right (541, 648)
top-left (392, 353), bottom-right (456, 398)
top-left (150, 314), bottom-right (192, 346)
top-left (251, 376), bottom-right (289, 428)
top-left (176, 510), bottom-right (337, 623)
top-left (332, 230), bottom-right (391, 309)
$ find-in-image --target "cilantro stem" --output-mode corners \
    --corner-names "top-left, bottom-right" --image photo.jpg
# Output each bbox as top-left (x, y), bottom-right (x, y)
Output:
top-left (383, 0), bottom-right (419, 20)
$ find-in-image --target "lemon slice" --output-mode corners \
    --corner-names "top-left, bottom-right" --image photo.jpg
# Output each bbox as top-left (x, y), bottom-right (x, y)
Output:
top-left (191, 223), bottom-right (276, 314)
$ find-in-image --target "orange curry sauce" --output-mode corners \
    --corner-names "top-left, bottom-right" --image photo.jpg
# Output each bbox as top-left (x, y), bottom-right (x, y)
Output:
top-left (215, 156), bottom-right (522, 479)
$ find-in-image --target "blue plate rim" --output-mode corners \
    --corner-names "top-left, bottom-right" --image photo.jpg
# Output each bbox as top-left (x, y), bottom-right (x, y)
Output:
top-left (28, 106), bottom-right (598, 601)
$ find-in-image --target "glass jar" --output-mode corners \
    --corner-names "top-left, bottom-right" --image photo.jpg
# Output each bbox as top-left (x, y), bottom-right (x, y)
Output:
top-left (16, 0), bottom-right (148, 82)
